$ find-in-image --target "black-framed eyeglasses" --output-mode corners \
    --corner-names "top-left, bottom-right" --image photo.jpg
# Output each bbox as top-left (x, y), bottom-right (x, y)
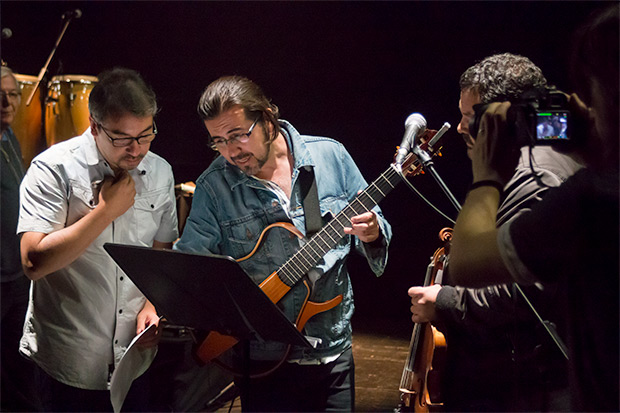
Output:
top-left (98, 121), bottom-right (158, 147)
top-left (209, 118), bottom-right (259, 150)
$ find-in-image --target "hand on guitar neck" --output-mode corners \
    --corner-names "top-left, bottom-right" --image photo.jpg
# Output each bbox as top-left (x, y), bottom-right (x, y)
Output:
top-left (343, 210), bottom-right (380, 243)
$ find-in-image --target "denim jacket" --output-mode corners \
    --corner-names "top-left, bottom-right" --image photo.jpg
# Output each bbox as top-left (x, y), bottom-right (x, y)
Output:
top-left (175, 120), bottom-right (391, 361)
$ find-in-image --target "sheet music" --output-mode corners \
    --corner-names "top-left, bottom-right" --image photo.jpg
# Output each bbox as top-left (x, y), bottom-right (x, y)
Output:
top-left (109, 322), bottom-right (159, 413)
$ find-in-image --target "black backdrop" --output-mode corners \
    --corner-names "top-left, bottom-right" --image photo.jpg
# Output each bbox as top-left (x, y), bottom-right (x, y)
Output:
top-left (1, 1), bottom-right (609, 321)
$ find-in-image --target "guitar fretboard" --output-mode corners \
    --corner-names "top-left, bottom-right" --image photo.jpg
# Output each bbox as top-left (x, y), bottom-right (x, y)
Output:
top-left (277, 163), bottom-right (403, 286)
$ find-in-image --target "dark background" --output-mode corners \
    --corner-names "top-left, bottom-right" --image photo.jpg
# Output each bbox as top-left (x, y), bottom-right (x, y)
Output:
top-left (1, 1), bottom-right (609, 321)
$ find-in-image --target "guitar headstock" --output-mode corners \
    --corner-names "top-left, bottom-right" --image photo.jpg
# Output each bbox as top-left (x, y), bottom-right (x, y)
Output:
top-left (395, 128), bottom-right (444, 177)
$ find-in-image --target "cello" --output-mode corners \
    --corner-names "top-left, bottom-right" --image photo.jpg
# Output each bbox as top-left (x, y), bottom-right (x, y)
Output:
top-left (397, 228), bottom-right (452, 412)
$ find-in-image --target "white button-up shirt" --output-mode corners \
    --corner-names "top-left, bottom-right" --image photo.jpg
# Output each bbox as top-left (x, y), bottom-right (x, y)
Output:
top-left (18, 129), bottom-right (178, 390)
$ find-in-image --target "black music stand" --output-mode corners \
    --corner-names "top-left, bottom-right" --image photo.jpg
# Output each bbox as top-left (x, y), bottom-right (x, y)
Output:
top-left (103, 243), bottom-right (310, 349)
top-left (104, 243), bottom-right (311, 407)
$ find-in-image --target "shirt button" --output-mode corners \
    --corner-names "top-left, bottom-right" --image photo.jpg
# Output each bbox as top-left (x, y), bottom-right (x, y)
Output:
top-left (119, 309), bottom-right (123, 314)
top-left (120, 276), bottom-right (124, 281)
top-left (115, 340), bottom-right (118, 344)
top-left (150, 204), bottom-right (154, 209)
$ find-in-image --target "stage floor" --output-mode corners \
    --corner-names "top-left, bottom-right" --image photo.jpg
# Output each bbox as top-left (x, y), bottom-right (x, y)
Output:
top-left (208, 315), bottom-right (412, 412)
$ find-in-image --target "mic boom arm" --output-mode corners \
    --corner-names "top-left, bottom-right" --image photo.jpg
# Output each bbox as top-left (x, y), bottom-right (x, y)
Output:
top-left (26, 10), bottom-right (82, 107)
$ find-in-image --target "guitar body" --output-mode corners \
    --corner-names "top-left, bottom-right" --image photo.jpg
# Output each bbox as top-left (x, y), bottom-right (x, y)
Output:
top-left (196, 222), bottom-right (343, 363)
top-left (195, 149), bottom-right (443, 364)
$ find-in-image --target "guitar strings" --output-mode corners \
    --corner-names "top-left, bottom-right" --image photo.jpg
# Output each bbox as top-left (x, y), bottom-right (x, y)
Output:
top-left (277, 164), bottom-right (401, 285)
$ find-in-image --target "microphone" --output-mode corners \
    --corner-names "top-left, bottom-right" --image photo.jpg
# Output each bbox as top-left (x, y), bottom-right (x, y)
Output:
top-left (395, 113), bottom-right (427, 165)
top-left (1, 28), bottom-right (12, 39)
top-left (62, 9), bottom-right (82, 19)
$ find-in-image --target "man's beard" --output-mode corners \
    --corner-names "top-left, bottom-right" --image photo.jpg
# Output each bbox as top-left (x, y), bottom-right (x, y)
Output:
top-left (233, 139), bottom-right (272, 176)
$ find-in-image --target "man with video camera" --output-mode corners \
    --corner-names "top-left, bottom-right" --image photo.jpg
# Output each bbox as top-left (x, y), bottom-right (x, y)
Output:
top-left (408, 53), bottom-right (581, 411)
top-left (449, 5), bottom-right (619, 411)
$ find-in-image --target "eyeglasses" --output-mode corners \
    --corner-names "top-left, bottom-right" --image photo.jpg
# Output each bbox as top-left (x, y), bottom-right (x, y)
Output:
top-left (210, 118), bottom-right (259, 150)
top-left (1, 91), bottom-right (21, 101)
top-left (98, 121), bottom-right (158, 147)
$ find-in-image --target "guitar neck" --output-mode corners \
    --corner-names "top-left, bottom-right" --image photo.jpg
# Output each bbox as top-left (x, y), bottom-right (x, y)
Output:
top-left (277, 163), bottom-right (403, 287)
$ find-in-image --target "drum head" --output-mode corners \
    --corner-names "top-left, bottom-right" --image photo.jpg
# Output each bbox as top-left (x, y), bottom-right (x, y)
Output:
top-left (13, 73), bottom-right (39, 84)
top-left (45, 75), bottom-right (98, 147)
top-left (49, 74), bottom-right (99, 85)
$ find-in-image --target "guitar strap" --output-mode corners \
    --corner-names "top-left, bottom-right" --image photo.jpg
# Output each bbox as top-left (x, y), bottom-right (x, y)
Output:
top-left (298, 166), bottom-right (322, 238)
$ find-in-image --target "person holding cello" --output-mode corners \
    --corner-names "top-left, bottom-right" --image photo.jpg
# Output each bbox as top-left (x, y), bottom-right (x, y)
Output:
top-left (408, 53), bottom-right (581, 411)
top-left (448, 5), bottom-right (619, 412)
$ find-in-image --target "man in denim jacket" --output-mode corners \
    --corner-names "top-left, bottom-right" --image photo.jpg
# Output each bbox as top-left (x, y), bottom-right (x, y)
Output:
top-left (175, 76), bottom-right (391, 411)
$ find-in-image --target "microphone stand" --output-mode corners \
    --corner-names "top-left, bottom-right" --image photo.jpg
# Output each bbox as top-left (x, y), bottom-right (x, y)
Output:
top-left (411, 143), bottom-right (462, 213)
top-left (26, 15), bottom-right (77, 107)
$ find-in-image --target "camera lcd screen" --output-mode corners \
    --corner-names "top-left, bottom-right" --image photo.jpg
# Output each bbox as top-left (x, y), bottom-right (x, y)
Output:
top-left (536, 111), bottom-right (570, 142)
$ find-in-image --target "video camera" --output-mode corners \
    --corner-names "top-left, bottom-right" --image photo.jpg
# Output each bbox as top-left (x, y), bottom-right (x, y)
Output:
top-left (470, 86), bottom-right (572, 147)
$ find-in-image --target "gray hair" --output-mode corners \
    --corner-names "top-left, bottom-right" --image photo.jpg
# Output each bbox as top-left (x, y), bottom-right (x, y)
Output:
top-left (459, 53), bottom-right (547, 104)
top-left (88, 67), bottom-right (157, 123)
top-left (197, 76), bottom-right (280, 142)
top-left (1, 66), bottom-right (18, 89)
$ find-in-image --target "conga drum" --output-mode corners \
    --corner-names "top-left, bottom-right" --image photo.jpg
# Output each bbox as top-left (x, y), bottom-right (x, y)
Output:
top-left (11, 74), bottom-right (45, 167)
top-left (45, 75), bottom-right (98, 147)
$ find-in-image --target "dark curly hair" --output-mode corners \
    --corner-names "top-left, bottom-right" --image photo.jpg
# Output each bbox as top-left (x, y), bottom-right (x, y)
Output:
top-left (459, 53), bottom-right (547, 104)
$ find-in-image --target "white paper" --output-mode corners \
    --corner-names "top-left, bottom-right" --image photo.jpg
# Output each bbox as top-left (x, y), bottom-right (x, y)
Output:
top-left (109, 323), bottom-right (159, 413)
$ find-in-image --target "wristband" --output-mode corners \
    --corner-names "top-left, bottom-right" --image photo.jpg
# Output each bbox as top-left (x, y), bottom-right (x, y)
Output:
top-left (469, 180), bottom-right (504, 194)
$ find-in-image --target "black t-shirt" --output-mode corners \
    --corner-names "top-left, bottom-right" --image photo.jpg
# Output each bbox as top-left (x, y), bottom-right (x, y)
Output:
top-left (508, 167), bottom-right (619, 411)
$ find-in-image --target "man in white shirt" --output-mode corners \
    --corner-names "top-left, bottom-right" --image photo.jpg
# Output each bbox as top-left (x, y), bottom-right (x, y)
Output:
top-left (18, 68), bottom-right (178, 411)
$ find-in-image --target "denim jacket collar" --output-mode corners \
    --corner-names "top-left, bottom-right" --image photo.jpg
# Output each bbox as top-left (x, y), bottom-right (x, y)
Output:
top-left (227, 120), bottom-right (314, 192)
